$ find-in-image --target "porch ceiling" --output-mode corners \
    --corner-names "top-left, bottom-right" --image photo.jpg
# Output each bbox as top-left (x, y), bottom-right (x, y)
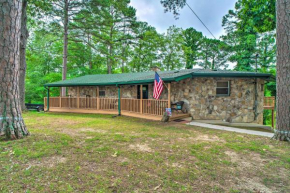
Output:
top-left (44, 69), bottom-right (273, 87)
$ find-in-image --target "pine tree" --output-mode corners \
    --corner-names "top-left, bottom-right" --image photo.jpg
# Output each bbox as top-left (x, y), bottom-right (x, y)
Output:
top-left (273, 0), bottom-right (290, 141)
top-left (0, 0), bottom-right (29, 139)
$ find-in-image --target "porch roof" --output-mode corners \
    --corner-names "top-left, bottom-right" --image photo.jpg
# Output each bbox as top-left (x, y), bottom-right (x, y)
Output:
top-left (44, 69), bottom-right (273, 87)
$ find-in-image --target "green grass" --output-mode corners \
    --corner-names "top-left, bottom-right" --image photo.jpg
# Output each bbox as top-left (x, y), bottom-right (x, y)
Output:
top-left (0, 111), bottom-right (289, 193)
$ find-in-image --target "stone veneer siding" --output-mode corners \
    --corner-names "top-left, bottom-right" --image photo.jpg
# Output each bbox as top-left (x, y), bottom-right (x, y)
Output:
top-left (68, 85), bottom-right (137, 98)
top-left (170, 77), bottom-right (264, 124)
top-left (68, 77), bottom-right (264, 124)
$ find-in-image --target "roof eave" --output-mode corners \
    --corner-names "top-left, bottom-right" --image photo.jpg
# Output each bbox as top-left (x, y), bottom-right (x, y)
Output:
top-left (44, 72), bottom-right (273, 87)
top-left (191, 73), bottom-right (272, 78)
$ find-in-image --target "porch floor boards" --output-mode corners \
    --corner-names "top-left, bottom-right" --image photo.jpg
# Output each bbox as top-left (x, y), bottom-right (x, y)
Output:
top-left (47, 108), bottom-right (190, 122)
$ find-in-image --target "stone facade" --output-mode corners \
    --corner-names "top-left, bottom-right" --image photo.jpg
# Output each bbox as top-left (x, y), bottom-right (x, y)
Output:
top-left (170, 78), bottom-right (264, 124)
top-left (67, 77), bottom-right (264, 124)
top-left (68, 85), bottom-right (137, 98)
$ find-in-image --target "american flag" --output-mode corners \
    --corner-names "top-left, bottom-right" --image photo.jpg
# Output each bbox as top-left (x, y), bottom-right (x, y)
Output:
top-left (153, 72), bottom-right (164, 99)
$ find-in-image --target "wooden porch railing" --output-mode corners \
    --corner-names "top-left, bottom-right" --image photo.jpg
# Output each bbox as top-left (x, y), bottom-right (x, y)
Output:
top-left (142, 99), bottom-right (168, 115)
top-left (264, 96), bottom-right (275, 109)
top-left (121, 98), bottom-right (140, 113)
top-left (263, 96), bottom-right (275, 128)
top-left (99, 98), bottom-right (118, 110)
top-left (44, 97), bottom-right (276, 111)
top-left (44, 97), bottom-right (168, 116)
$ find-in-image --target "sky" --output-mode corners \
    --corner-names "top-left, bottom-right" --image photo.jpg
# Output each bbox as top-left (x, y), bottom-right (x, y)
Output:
top-left (130, 0), bottom-right (237, 38)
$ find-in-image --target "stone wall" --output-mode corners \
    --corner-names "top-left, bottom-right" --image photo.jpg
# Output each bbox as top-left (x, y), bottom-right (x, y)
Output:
top-left (67, 77), bottom-right (264, 124)
top-left (170, 77), bottom-right (264, 124)
top-left (68, 85), bottom-right (137, 98)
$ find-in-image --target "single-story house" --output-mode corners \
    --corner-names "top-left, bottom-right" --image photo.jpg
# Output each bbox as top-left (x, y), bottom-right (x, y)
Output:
top-left (44, 69), bottom-right (272, 124)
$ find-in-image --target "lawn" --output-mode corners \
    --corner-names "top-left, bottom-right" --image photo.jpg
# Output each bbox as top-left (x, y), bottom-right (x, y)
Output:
top-left (1, 112), bottom-right (289, 193)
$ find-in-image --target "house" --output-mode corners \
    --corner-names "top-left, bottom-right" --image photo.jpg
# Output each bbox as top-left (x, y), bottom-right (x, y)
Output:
top-left (44, 69), bottom-right (272, 124)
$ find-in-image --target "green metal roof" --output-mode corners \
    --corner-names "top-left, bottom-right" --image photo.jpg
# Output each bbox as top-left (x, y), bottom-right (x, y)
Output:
top-left (44, 69), bottom-right (273, 87)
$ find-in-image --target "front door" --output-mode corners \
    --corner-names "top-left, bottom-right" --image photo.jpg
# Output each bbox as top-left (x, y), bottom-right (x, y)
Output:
top-left (137, 85), bottom-right (148, 99)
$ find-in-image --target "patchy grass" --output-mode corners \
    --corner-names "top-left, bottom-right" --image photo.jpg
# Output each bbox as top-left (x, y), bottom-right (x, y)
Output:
top-left (0, 112), bottom-right (289, 193)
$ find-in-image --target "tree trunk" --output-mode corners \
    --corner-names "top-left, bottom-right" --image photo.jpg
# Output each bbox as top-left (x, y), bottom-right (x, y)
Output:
top-left (19, 0), bottom-right (28, 111)
top-left (274, 0), bottom-right (290, 141)
top-left (88, 34), bottom-right (92, 70)
top-left (61, 0), bottom-right (69, 96)
top-left (0, 0), bottom-right (29, 139)
top-left (108, 44), bottom-right (113, 74)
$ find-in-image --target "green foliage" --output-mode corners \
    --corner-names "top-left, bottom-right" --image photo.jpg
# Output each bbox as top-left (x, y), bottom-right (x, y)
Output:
top-left (221, 0), bottom-right (276, 99)
top-left (182, 28), bottom-right (203, 69)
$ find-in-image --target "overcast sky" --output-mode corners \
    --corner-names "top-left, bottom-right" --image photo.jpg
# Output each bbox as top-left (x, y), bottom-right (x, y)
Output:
top-left (130, 0), bottom-right (237, 38)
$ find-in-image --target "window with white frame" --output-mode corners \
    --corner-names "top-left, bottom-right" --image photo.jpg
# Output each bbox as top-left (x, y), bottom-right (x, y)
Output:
top-left (216, 81), bottom-right (230, 96)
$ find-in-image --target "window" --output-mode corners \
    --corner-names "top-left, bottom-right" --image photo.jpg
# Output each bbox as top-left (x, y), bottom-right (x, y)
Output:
top-left (216, 81), bottom-right (230, 96)
top-left (99, 90), bottom-right (105, 97)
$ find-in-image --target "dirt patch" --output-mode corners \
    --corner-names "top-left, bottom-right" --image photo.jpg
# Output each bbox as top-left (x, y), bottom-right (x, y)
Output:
top-left (28, 156), bottom-right (67, 168)
top-left (79, 128), bottom-right (107, 133)
top-left (55, 128), bottom-right (83, 137)
top-left (238, 177), bottom-right (274, 193)
top-left (46, 118), bottom-right (82, 127)
top-left (190, 134), bottom-right (225, 142)
top-left (81, 161), bottom-right (108, 172)
top-left (165, 162), bottom-right (183, 168)
top-left (225, 151), bottom-right (267, 169)
top-left (55, 128), bottom-right (107, 137)
top-left (129, 144), bottom-right (153, 152)
top-left (117, 157), bottom-right (130, 163)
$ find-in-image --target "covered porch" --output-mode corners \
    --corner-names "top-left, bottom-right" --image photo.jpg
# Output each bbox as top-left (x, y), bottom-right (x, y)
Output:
top-left (44, 84), bottom-right (190, 121)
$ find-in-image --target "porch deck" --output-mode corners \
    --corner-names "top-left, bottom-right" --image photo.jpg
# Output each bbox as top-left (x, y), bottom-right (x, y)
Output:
top-left (48, 108), bottom-right (190, 121)
top-left (45, 97), bottom-right (190, 122)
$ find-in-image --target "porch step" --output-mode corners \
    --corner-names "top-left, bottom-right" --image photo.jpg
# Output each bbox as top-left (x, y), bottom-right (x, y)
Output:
top-left (169, 114), bottom-right (191, 121)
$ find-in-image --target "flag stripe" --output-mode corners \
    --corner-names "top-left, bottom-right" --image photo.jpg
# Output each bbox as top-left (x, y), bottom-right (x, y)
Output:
top-left (153, 72), bottom-right (164, 100)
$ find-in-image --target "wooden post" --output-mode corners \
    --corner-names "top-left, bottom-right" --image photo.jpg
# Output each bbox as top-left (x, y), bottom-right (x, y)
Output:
top-left (168, 83), bottom-right (171, 108)
top-left (118, 86), bottom-right (121, 116)
top-left (96, 86), bottom-right (100, 110)
top-left (59, 87), bottom-right (62, 108)
top-left (47, 87), bottom-right (50, 111)
top-left (272, 109), bottom-right (274, 128)
top-left (140, 85), bottom-right (143, 114)
top-left (77, 87), bottom-right (80, 108)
